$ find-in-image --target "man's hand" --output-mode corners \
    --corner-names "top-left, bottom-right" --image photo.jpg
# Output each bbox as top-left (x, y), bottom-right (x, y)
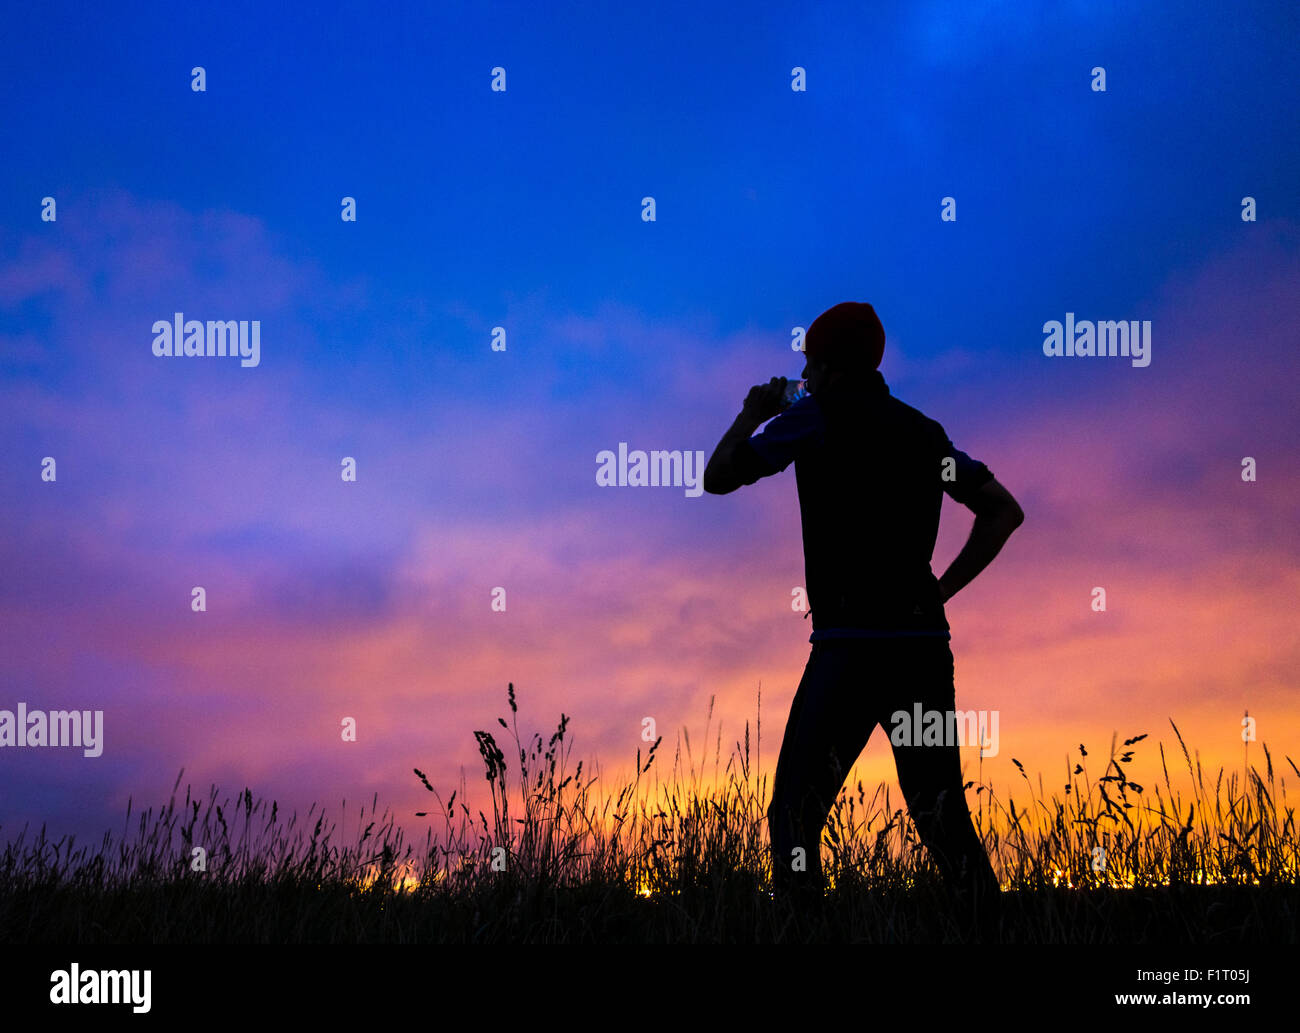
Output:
top-left (936, 477), bottom-right (1024, 603)
top-left (742, 377), bottom-right (788, 424)
top-left (705, 378), bottom-right (786, 495)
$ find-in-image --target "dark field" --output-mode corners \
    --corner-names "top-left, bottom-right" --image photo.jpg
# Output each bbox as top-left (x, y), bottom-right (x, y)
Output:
top-left (3, 685), bottom-right (1296, 944)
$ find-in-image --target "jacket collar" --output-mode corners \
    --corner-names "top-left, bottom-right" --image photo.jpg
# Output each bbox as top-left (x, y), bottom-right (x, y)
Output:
top-left (820, 369), bottom-right (888, 404)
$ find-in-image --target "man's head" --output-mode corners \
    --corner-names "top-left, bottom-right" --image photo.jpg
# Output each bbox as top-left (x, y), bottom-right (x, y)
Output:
top-left (800, 302), bottom-right (885, 393)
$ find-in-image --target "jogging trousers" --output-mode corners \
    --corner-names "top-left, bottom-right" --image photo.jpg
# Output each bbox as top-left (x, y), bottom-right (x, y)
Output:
top-left (767, 636), bottom-right (1000, 906)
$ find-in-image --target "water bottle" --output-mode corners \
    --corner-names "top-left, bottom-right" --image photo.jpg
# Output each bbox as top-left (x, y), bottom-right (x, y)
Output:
top-left (781, 378), bottom-right (809, 409)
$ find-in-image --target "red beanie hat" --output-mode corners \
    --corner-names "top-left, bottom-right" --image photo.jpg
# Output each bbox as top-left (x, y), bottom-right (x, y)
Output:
top-left (805, 302), bottom-right (885, 371)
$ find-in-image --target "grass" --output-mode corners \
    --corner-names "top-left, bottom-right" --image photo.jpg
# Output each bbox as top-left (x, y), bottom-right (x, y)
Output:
top-left (1, 682), bottom-right (1296, 943)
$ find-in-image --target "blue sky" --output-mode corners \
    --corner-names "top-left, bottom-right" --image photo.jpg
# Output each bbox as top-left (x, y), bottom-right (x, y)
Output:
top-left (7, 0), bottom-right (1296, 409)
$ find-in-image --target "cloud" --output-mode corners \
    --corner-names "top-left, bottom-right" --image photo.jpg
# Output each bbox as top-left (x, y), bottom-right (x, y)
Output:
top-left (1, 192), bottom-right (1296, 852)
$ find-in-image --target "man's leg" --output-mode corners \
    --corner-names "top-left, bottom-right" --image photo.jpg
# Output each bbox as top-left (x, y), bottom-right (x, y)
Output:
top-left (880, 639), bottom-right (1001, 924)
top-left (767, 641), bottom-right (877, 901)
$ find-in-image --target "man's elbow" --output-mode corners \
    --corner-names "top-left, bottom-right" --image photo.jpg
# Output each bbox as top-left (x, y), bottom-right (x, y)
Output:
top-left (703, 469), bottom-right (737, 495)
top-left (967, 477), bottom-right (1023, 531)
top-left (1002, 500), bottom-right (1025, 532)
top-left (976, 498), bottom-right (1024, 532)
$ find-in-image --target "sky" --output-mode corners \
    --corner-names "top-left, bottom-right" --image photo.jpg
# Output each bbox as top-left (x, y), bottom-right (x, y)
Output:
top-left (1, 0), bottom-right (1298, 857)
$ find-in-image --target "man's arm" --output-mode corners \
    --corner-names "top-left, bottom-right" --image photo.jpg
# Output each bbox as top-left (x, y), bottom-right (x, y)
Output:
top-left (703, 377), bottom-right (786, 495)
top-left (937, 477), bottom-right (1024, 603)
top-left (703, 409), bottom-right (766, 495)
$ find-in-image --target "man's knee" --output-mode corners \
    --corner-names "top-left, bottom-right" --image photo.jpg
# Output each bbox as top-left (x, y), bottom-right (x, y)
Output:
top-left (766, 791), bottom-right (785, 828)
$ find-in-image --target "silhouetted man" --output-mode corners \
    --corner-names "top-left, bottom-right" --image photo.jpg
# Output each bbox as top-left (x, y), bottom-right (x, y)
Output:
top-left (703, 302), bottom-right (1022, 932)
